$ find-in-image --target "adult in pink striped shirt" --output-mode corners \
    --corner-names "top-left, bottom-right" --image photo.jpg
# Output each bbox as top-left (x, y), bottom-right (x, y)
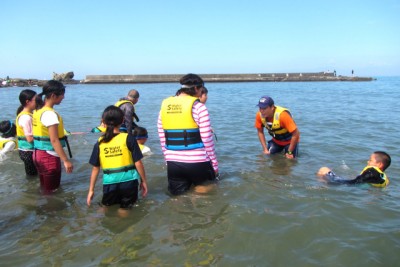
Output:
top-left (158, 74), bottom-right (219, 195)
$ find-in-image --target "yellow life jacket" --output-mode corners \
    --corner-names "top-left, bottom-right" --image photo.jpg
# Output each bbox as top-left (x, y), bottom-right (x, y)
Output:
top-left (91, 125), bottom-right (106, 133)
top-left (115, 99), bottom-right (138, 121)
top-left (98, 133), bottom-right (139, 184)
top-left (115, 100), bottom-right (135, 113)
top-left (16, 111), bottom-right (34, 149)
top-left (160, 96), bottom-right (204, 150)
top-left (260, 106), bottom-right (292, 141)
top-left (360, 166), bottom-right (389, 188)
top-left (33, 107), bottom-right (66, 151)
top-left (115, 99), bottom-right (139, 132)
top-left (0, 138), bottom-right (17, 149)
top-left (138, 143), bottom-right (144, 151)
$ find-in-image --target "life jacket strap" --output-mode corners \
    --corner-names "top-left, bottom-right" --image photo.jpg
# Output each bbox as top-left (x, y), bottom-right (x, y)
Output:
top-left (103, 165), bottom-right (135, 175)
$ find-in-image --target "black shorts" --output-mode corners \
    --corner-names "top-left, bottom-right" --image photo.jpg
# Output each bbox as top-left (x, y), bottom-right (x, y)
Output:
top-left (102, 179), bottom-right (139, 209)
top-left (268, 140), bottom-right (299, 157)
top-left (167, 161), bottom-right (216, 195)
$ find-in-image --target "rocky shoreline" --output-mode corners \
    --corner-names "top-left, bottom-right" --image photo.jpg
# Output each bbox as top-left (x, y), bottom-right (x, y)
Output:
top-left (1, 71), bottom-right (374, 87)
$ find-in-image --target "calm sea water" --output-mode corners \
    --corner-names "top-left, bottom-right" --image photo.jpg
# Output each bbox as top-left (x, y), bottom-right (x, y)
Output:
top-left (0, 77), bottom-right (399, 266)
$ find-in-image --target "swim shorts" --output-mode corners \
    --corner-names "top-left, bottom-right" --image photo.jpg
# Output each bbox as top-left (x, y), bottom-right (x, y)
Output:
top-left (268, 140), bottom-right (299, 157)
top-left (166, 161), bottom-right (216, 195)
top-left (33, 150), bottom-right (61, 193)
top-left (102, 179), bottom-right (139, 209)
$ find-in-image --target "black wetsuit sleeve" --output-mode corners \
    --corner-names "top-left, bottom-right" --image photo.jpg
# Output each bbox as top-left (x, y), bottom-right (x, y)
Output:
top-left (126, 135), bottom-right (143, 162)
top-left (345, 167), bottom-right (385, 185)
top-left (88, 142), bottom-right (100, 167)
top-left (120, 102), bottom-right (135, 134)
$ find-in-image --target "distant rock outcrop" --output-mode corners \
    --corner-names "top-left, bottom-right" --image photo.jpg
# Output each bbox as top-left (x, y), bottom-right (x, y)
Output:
top-left (53, 71), bottom-right (74, 81)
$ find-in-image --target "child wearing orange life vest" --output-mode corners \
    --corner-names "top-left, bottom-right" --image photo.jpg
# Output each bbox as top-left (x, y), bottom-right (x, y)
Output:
top-left (87, 106), bottom-right (148, 213)
top-left (317, 151), bottom-right (391, 187)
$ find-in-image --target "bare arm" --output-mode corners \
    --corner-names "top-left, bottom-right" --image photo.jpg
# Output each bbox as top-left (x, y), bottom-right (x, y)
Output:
top-left (48, 125), bottom-right (73, 173)
top-left (87, 166), bottom-right (100, 206)
top-left (285, 128), bottom-right (300, 159)
top-left (257, 127), bottom-right (269, 154)
top-left (135, 160), bottom-right (148, 197)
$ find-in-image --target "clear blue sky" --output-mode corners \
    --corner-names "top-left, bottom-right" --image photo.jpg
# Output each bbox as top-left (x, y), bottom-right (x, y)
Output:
top-left (1, 0), bottom-right (399, 79)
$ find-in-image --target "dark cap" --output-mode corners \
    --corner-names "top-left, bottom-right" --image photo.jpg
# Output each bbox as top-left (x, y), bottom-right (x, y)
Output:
top-left (256, 96), bottom-right (274, 109)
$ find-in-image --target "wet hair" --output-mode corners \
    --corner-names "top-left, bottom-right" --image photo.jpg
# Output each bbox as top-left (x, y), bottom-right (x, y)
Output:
top-left (374, 151), bottom-right (391, 171)
top-left (16, 89), bottom-right (37, 115)
top-left (99, 105), bottom-right (124, 144)
top-left (0, 120), bottom-right (16, 138)
top-left (132, 126), bottom-right (148, 139)
top-left (36, 80), bottom-right (66, 109)
top-left (128, 89), bottom-right (139, 99)
top-left (176, 73), bottom-right (204, 96)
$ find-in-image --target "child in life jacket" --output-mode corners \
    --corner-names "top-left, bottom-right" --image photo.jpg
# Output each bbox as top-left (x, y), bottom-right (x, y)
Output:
top-left (0, 120), bottom-right (17, 160)
top-left (317, 151), bottom-right (391, 187)
top-left (91, 121), bottom-right (106, 133)
top-left (132, 126), bottom-right (151, 156)
top-left (87, 106), bottom-right (148, 214)
top-left (33, 80), bottom-right (73, 194)
top-left (16, 89), bottom-right (38, 175)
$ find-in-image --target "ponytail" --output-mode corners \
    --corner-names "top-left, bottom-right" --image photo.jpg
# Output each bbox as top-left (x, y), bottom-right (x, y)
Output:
top-left (35, 93), bottom-right (45, 110)
top-left (98, 105), bottom-right (124, 144)
top-left (99, 126), bottom-right (116, 144)
top-left (16, 105), bottom-right (24, 115)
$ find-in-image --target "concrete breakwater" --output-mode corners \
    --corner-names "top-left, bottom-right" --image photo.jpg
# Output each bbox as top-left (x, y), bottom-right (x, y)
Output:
top-left (83, 72), bottom-right (374, 84)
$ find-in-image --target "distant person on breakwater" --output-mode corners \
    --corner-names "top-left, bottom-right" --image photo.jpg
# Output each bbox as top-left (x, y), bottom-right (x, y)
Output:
top-left (115, 89), bottom-right (140, 134)
top-left (15, 89), bottom-right (38, 175)
top-left (317, 151), bottom-right (391, 187)
top-left (158, 73), bottom-right (219, 195)
top-left (0, 120), bottom-right (17, 160)
top-left (255, 96), bottom-right (300, 159)
top-left (33, 80), bottom-right (73, 194)
top-left (87, 106), bottom-right (148, 215)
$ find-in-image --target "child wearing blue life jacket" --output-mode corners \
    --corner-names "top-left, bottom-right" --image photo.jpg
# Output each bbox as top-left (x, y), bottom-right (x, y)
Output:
top-left (132, 126), bottom-right (151, 156)
top-left (87, 106), bottom-right (148, 214)
top-left (0, 120), bottom-right (17, 160)
top-left (16, 89), bottom-right (38, 175)
top-left (317, 151), bottom-right (391, 187)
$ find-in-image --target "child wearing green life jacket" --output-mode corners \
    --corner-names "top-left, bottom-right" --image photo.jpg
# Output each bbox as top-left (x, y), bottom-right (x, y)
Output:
top-left (317, 151), bottom-right (391, 188)
top-left (87, 105), bottom-right (148, 212)
top-left (0, 120), bottom-right (17, 160)
top-left (16, 89), bottom-right (38, 175)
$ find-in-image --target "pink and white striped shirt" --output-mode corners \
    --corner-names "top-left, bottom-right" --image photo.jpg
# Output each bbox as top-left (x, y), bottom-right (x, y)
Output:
top-left (158, 99), bottom-right (218, 173)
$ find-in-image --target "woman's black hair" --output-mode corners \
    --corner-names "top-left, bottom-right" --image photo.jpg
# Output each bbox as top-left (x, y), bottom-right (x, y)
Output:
top-left (99, 105), bottom-right (124, 144)
top-left (16, 89), bottom-right (37, 115)
top-left (176, 73), bottom-right (204, 96)
top-left (0, 120), bottom-right (16, 138)
top-left (36, 80), bottom-right (66, 110)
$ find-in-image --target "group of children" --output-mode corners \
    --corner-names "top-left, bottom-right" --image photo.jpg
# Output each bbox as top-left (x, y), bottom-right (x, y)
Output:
top-left (0, 80), bottom-right (393, 213)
